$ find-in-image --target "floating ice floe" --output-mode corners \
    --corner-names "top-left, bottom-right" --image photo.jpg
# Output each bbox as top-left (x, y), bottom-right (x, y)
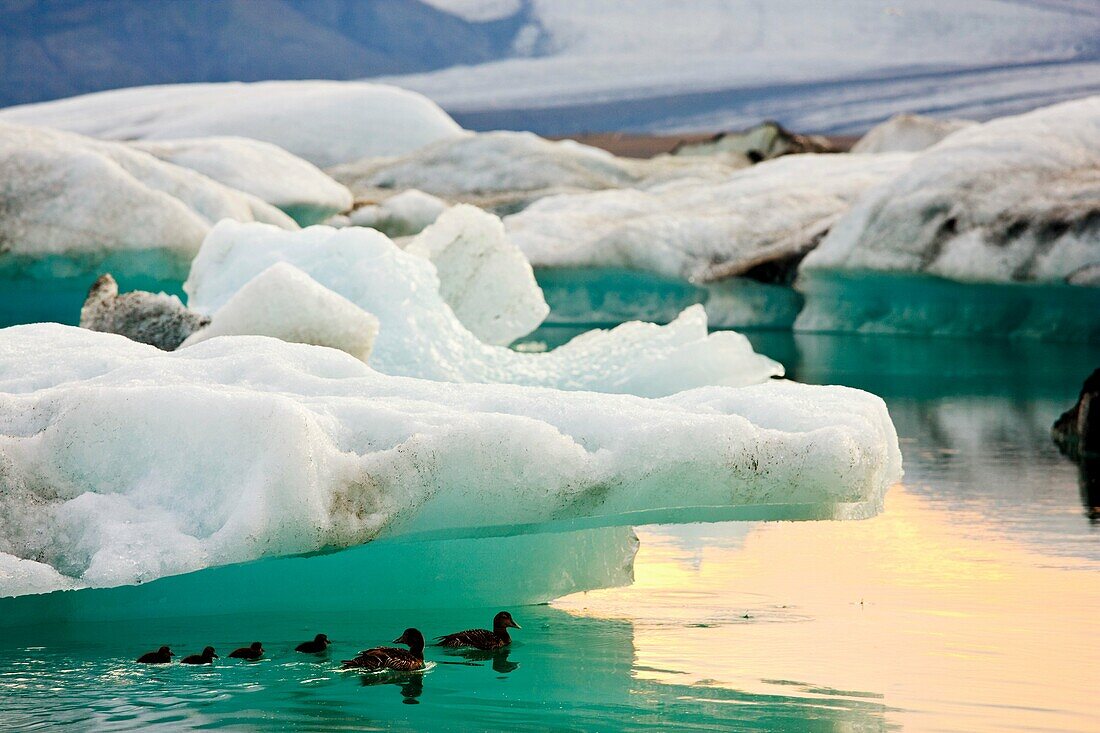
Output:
top-left (130, 137), bottom-right (353, 224)
top-left (184, 220), bottom-right (781, 395)
top-left (803, 97), bottom-right (1100, 285)
top-left (797, 97), bottom-right (1100, 339)
top-left (671, 121), bottom-right (836, 161)
top-left (0, 122), bottom-right (295, 283)
top-left (0, 80), bottom-right (466, 167)
top-left (345, 189), bottom-right (449, 237)
top-left (850, 113), bottom-right (976, 154)
top-left (329, 130), bottom-right (743, 215)
top-left (506, 152), bottom-right (915, 283)
top-left (0, 324), bottom-right (902, 597)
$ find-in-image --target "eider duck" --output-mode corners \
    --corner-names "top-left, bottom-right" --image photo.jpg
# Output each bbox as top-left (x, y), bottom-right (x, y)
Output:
top-left (228, 642), bottom-right (264, 660)
top-left (136, 646), bottom-right (175, 664)
top-left (180, 646), bottom-right (218, 665)
top-left (436, 611), bottom-right (520, 650)
top-left (342, 628), bottom-right (425, 671)
top-left (296, 634), bottom-right (330, 654)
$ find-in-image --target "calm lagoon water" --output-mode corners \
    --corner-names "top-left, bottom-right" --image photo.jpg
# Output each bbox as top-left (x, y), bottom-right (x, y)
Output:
top-left (1, 330), bottom-right (1097, 731)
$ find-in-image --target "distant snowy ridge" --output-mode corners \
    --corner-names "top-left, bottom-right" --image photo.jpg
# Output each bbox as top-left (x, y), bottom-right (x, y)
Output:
top-left (381, 0), bottom-right (1100, 133)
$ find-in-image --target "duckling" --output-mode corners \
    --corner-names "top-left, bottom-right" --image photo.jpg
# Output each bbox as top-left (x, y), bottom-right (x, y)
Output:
top-left (295, 634), bottom-right (330, 654)
top-left (436, 611), bottom-right (520, 650)
top-left (342, 628), bottom-right (425, 671)
top-left (136, 646), bottom-right (174, 664)
top-left (228, 642), bottom-right (264, 660)
top-left (180, 646), bottom-right (218, 665)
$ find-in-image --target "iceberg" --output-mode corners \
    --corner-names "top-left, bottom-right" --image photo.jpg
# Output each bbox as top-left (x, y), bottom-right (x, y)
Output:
top-left (802, 97), bottom-right (1100, 284)
top-left (797, 97), bottom-right (1100, 339)
top-left (0, 80), bottom-right (466, 167)
top-left (850, 113), bottom-right (976, 154)
top-left (0, 121), bottom-right (296, 309)
top-left (346, 189), bottom-right (449, 237)
top-left (130, 137), bottom-right (353, 225)
top-left (329, 130), bottom-right (742, 215)
top-left (0, 324), bottom-right (902, 597)
top-left (506, 153), bottom-right (914, 283)
top-left (671, 121), bottom-right (836, 161)
top-left (181, 263), bottom-right (380, 362)
top-left (406, 204), bottom-right (549, 345)
top-left (184, 220), bottom-right (782, 396)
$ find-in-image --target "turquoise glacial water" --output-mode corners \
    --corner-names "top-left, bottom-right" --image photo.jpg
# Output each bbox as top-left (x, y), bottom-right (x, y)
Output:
top-left (1, 329), bottom-right (1097, 731)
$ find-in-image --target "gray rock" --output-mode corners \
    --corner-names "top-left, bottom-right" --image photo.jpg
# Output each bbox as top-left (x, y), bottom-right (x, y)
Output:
top-left (79, 274), bottom-right (209, 350)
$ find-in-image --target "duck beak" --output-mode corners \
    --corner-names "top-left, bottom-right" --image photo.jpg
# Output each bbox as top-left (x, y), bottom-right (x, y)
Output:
top-left (392, 636), bottom-right (404, 644)
top-left (509, 619), bottom-right (521, 629)
top-left (212, 654), bottom-right (219, 659)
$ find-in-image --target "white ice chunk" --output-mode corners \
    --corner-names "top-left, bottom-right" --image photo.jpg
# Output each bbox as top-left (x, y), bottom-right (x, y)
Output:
top-left (184, 220), bottom-right (782, 396)
top-left (0, 324), bottom-right (902, 596)
top-left (348, 189), bottom-right (449, 236)
top-left (406, 204), bottom-right (549, 345)
top-left (506, 153), bottom-right (914, 282)
top-left (801, 96), bottom-right (1100, 285)
top-left (850, 113), bottom-right (976, 154)
top-left (0, 122), bottom-right (295, 268)
top-left (329, 130), bottom-right (742, 213)
top-left (130, 137), bottom-right (353, 224)
top-left (181, 263), bottom-right (379, 363)
top-left (0, 81), bottom-right (466, 167)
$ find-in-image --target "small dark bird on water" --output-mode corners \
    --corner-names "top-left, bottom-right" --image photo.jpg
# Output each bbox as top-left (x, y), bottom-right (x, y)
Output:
top-left (295, 634), bottom-right (330, 654)
top-left (180, 646), bottom-right (218, 665)
top-left (436, 611), bottom-right (521, 650)
top-left (342, 628), bottom-right (426, 671)
top-left (136, 646), bottom-right (174, 664)
top-left (228, 642), bottom-right (264, 660)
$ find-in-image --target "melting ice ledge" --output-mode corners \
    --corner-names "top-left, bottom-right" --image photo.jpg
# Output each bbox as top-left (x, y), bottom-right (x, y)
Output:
top-left (0, 325), bottom-right (901, 603)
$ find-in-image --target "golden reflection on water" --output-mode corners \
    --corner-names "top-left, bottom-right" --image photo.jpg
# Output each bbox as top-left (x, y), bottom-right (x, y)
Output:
top-left (555, 486), bottom-right (1100, 731)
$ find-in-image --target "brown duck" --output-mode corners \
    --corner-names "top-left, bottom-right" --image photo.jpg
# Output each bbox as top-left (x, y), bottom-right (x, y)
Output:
top-left (436, 611), bottom-right (521, 650)
top-left (136, 646), bottom-right (174, 664)
top-left (295, 634), bottom-right (330, 654)
top-left (342, 628), bottom-right (425, 672)
top-left (180, 646), bottom-right (218, 665)
top-left (228, 642), bottom-right (264, 660)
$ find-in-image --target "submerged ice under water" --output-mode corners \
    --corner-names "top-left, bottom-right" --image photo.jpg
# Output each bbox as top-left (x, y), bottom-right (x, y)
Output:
top-left (0, 330), bottom-right (1096, 731)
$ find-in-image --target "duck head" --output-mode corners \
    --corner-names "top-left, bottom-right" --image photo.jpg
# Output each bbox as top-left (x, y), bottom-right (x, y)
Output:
top-left (393, 628), bottom-right (425, 657)
top-left (250, 642), bottom-right (263, 652)
top-left (315, 634), bottom-right (330, 647)
top-left (494, 611), bottom-right (521, 632)
top-left (202, 646), bottom-right (218, 659)
top-left (158, 646), bottom-right (175, 658)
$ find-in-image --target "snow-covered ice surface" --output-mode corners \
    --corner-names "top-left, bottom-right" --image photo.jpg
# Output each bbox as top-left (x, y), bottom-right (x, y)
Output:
top-left (0, 81), bottom-right (466, 167)
top-left (382, 1), bottom-right (1100, 132)
top-left (184, 221), bottom-right (782, 396)
top-left (130, 137), bottom-right (353, 224)
top-left (0, 122), bottom-right (295, 280)
top-left (850, 114), bottom-right (976, 154)
top-left (0, 324), bottom-right (901, 597)
top-left (800, 97), bottom-right (1100, 285)
top-left (329, 130), bottom-right (742, 214)
top-left (406, 205), bottom-right (548, 345)
top-left (181, 263), bottom-right (379, 362)
top-left (507, 153), bottom-right (914, 283)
